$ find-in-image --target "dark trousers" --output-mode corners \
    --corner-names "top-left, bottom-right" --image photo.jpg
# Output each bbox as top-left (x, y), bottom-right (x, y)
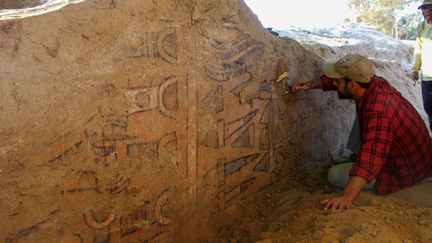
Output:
top-left (422, 81), bottom-right (432, 131)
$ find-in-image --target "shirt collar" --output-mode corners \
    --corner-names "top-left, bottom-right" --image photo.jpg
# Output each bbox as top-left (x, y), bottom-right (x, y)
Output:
top-left (356, 75), bottom-right (378, 109)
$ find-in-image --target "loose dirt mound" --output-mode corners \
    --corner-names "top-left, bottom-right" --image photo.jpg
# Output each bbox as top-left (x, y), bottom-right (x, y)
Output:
top-left (203, 177), bottom-right (432, 243)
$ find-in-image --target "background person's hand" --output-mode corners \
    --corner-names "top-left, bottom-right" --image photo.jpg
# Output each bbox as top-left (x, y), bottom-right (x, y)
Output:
top-left (321, 196), bottom-right (353, 211)
top-left (292, 76), bottom-right (314, 92)
top-left (412, 71), bottom-right (419, 81)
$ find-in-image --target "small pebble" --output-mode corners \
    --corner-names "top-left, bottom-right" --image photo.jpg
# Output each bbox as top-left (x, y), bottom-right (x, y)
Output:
top-left (312, 231), bottom-right (323, 239)
top-left (129, 37), bottom-right (142, 49)
top-left (418, 220), bottom-right (428, 226)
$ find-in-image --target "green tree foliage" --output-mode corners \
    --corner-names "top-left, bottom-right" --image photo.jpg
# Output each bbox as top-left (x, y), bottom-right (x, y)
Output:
top-left (398, 12), bottom-right (422, 39)
top-left (349, 0), bottom-right (421, 39)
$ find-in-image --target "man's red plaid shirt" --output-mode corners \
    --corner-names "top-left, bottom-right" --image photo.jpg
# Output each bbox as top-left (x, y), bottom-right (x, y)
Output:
top-left (322, 75), bottom-right (432, 194)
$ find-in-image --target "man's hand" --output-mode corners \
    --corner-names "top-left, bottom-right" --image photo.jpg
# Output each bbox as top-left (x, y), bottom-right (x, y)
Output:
top-left (412, 71), bottom-right (419, 82)
top-left (292, 76), bottom-right (314, 92)
top-left (320, 176), bottom-right (367, 211)
top-left (321, 196), bottom-right (353, 211)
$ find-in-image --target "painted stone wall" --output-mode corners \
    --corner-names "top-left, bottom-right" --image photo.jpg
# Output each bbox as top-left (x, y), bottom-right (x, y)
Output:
top-left (0, 0), bottom-right (353, 241)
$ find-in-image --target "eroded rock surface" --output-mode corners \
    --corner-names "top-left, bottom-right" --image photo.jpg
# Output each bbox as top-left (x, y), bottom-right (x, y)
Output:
top-left (0, 0), bottom-right (354, 241)
top-left (0, 0), bottom-right (47, 9)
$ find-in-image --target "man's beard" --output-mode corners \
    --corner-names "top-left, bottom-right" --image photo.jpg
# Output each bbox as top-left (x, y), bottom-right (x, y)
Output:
top-left (338, 92), bottom-right (353, 99)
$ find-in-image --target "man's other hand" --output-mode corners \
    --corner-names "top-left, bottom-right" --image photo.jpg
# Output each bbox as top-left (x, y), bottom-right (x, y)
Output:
top-left (412, 71), bottom-right (419, 81)
top-left (321, 196), bottom-right (353, 211)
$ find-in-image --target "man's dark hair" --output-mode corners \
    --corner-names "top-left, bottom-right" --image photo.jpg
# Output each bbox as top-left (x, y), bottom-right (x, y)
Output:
top-left (344, 77), bottom-right (372, 89)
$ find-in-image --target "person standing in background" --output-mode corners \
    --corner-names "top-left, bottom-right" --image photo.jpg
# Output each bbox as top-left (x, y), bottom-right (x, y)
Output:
top-left (413, 0), bottom-right (432, 131)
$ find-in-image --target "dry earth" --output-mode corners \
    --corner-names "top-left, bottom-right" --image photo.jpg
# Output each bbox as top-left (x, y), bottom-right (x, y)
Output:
top-left (193, 170), bottom-right (432, 243)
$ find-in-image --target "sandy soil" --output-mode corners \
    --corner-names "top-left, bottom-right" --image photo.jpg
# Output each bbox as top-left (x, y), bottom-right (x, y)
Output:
top-left (195, 168), bottom-right (432, 243)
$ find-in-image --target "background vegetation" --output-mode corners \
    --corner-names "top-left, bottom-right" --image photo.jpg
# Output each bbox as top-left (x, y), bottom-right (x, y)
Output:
top-left (349, 0), bottom-right (423, 39)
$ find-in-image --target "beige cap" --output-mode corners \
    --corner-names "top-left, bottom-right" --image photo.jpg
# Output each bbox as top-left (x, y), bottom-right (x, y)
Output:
top-left (419, 0), bottom-right (432, 9)
top-left (321, 54), bottom-right (375, 83)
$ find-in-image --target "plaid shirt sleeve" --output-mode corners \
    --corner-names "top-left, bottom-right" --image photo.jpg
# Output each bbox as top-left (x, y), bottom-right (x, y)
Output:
top-left (349, 111), bottom-right (394, 182)
top-left (320, 75), bottom-right (338, 91)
